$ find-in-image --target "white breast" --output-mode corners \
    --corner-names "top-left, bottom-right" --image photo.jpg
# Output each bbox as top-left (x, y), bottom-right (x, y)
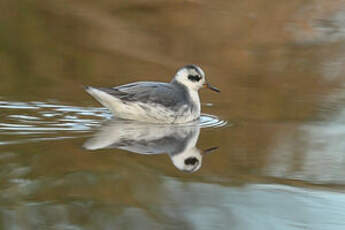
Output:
top-left (188, 89), bottom-right (201, 115)
top-left (172, 89), bottom-right (200, 124)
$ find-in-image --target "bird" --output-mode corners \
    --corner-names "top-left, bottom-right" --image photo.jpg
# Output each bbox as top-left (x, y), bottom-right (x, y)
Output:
top-left (85, 64), bottom-right (220, 124)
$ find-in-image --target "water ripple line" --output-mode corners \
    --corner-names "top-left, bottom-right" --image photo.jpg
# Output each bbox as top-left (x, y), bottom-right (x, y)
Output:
top-left (0, 100), bottom-right (227, 145)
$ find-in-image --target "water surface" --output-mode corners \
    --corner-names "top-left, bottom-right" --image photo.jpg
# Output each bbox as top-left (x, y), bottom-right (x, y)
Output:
top-left (1, 0), bottom-right (345, 229)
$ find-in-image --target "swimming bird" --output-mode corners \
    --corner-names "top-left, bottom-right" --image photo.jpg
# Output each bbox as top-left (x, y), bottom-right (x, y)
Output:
top-left (85, 65), bottom-right (220, 123)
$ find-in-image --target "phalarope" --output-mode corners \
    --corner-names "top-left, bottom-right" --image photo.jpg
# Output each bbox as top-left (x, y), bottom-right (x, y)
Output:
top-left (85, 65), bottom-right (220, 123)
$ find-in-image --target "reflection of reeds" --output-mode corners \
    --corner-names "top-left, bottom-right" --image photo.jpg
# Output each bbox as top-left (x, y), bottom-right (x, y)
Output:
top-left (2, 0), bottom-right (345, 186)
top-left (1, 0), bottom-right (344, 121)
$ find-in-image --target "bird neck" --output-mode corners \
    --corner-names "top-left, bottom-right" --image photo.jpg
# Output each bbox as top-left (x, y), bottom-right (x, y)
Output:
top-left (188, 89), bottom-right (201, 112)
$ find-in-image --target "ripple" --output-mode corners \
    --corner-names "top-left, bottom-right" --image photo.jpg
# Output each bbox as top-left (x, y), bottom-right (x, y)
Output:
top-left (200, 114), bottom-right (228, 128)
top-left (0, 100), bottom-right (226, 145)
top-left (7, 115), bottom-right (41, 120)
top-left (0, 101), bottom-right (111, 145)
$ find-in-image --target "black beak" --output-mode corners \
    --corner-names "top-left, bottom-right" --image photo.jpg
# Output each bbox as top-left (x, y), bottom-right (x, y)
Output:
top-left (205, 82), bottom-right (220, 93)
top-left (202, 146), bottom-right (219, 155)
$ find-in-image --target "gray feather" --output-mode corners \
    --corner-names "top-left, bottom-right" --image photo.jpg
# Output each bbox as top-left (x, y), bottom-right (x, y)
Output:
top-left (96, 81), bottom-right (193, 110)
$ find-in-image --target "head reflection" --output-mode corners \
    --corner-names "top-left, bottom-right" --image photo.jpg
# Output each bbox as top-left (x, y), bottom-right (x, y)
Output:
top-left (84, 119), bottom-right (216, 173)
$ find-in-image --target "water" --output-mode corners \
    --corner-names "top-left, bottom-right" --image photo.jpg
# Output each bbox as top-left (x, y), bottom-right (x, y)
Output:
top-left (2, 0), bottom-right (345, 229)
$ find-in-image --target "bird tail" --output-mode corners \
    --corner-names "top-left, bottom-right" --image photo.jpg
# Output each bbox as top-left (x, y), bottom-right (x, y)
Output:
top-left (85, 86), bottom-right (121, 115)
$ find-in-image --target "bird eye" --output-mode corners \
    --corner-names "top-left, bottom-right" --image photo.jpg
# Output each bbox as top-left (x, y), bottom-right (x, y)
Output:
top-left (188, 75), bottom-right (201, 82)
top-left (184, 157), bottom-right (199, 165)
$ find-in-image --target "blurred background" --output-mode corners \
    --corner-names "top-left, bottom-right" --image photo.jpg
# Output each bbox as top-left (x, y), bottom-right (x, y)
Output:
top-left (1, 0), bottom-right (345, 229)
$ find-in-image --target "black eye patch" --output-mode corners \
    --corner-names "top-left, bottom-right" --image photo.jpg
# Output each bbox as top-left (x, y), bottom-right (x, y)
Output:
top-left (188, 74), bottom-right (201, 82)
top-left (185, 157), bottom-right (199, 165)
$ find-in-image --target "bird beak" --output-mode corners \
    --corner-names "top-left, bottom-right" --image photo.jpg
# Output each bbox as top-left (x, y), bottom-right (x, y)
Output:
top-left (202, 146), bottom-right (219, 155)
top-left (203, 82), bottom-right (220, 93)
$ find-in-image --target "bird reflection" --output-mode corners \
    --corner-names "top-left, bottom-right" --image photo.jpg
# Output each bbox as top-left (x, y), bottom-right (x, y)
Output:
top-left (83, 119), bottom-right (217, 173)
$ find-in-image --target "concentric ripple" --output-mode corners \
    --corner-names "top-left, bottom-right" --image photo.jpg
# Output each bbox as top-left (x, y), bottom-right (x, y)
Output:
top-left (200, 114), bottom-right (228, 128)
top-left (0, 100), bottom-right (226, 145)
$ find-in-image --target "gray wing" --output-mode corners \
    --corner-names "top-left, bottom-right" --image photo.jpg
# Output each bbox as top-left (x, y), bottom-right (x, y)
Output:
top-left (97, 81), bottom-right (188, 107)
top-left (108, 134), bottom-right (191, 155)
